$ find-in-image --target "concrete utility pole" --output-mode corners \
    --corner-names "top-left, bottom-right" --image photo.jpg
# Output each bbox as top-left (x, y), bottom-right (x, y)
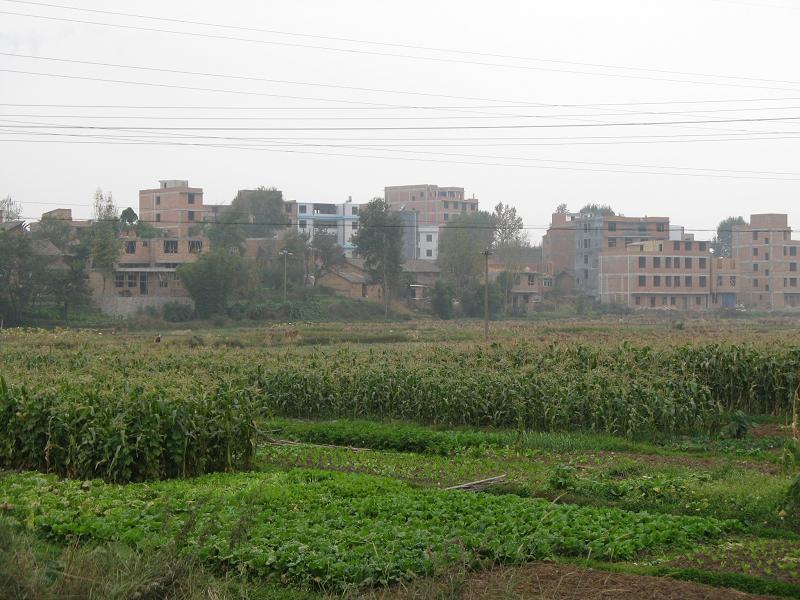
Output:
top-left (280, 248), bottom-right (293, 302)
top-left (482, 248), bottom-right (492, 340)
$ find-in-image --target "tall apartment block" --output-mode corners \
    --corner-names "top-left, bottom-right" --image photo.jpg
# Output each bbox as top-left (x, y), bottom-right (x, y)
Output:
top-left (732, 214), bottom-right (800, 309)
top-left (384, 184), bottom-right (479, 226)
top-left (543, 210), bottom-right (670, 299)
top-left (295, 200), bottom-right (360, 257)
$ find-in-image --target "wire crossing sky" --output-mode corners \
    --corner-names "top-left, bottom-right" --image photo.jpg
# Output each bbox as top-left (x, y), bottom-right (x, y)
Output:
top-left (0, 0), bottom-right (798, 242)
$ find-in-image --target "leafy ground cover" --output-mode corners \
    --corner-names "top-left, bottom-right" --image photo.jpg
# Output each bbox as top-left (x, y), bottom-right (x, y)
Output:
top-left (0, 470), bottom-right (736, 590)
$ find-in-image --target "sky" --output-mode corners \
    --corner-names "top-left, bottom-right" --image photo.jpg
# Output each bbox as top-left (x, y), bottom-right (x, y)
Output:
top-left (1, 0), bottom-right (799, 243)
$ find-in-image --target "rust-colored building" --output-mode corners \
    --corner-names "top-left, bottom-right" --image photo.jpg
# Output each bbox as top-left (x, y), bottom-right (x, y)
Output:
top-left (732, 214), bottom-right (800, 309)
top-left (384, 184), bottom-right (479, 226)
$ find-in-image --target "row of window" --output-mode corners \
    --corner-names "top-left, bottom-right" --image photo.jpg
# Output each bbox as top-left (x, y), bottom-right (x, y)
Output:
top-left (154, 211), bottom-right (197, 222)
top-left (751, 247), bottom-right (798, 257)
top-left (634, 295), bottom-right (705, 307)
top-left (638, 275), bottom-right (708, 288)
top-left (607, 221), bottom-right (667, 233)
top-left (154, 193), bottom-right (197, 206)
top-left (636, 256), bottom-right (708, 269)
top-left (753, 262), bottom-right (797, 272)
top-left (124, 240), bottom-right (203, 254)
top-left (442, 201), bottom-right (477, 211)
top-left (114, 272), bottom-right (179, 290)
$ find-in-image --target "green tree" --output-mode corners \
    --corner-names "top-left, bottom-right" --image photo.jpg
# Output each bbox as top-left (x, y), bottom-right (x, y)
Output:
top-left (310, 231), bottom-right (346, 286)
top-left (82, 188), bottom-right (121, 295)
top-left (555, 203), bottom-right (569, 214)
top-left (493, 202), bottom-right (525, 247)
top-left (207, 187), bottom-right (286, 253)
top-left (177, 251), bottom-right (247, 318)
top-left (262, 229), bottom-right (309, 292)
top-left (120, 207), bottom-right (138, 227)
top-left (712, 216), bottom-right (747, 258)
top-left (430, 280), bottom-right (454, 319)
top-left (45, 256), bottom-right (90, 322)
top-left (437, 211), bottom-right (495, 293)
top-left (0, 195), bottom-right (22, 221)
top-left (34, 215), bottom-right (73, 251)
top-left (460, 279), bottom-right (503, 318)
top-left (352, 198), bottom-right (404, 316)
top-left (579, 203), bottom-right (616, 216)
top-left (0, 232), bottom-right (46, 325)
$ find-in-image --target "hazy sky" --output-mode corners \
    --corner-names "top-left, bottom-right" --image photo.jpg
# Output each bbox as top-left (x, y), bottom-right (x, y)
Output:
top-left (1, 0), bottom-right (799, 242)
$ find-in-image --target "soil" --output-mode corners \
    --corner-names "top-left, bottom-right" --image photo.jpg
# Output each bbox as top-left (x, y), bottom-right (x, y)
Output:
top-left (581, 450), bottom-right (780, 475)
top-left (361, 562), bottom-right (776, 599)
top-left (751, 423), bottom-right (791, 439)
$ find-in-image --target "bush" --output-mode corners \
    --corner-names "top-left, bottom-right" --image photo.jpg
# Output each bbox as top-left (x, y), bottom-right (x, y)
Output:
top-left (430, 281), bottom-right (454, 320)
top-left (163, 302), bottom-right (194, 322)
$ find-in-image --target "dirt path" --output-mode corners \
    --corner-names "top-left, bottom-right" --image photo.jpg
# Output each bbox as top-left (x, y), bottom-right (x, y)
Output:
top-left (362, 562), bottom-right (777, 599)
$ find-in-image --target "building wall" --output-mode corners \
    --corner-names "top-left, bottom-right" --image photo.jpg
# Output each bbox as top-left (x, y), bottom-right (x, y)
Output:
top-left (732, 214), bottom-right (800, 309)
top-left (139, 180), bottom-right (209, 238)
top-left (295, 201), bottom-right (360, 257)
top-left (384, 184), bottom-right (478, 227)
top-left (417, 226), bottom-right (439, 260)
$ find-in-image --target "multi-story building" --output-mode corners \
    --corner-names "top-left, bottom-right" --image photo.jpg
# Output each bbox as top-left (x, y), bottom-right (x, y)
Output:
top-left (138, 180), bottom-right (213, 237)
top-left (294, 199), bottom-right (360, 257)
top-left (543, 210), bottom-right (670, 299)
top-left (417, 226), bottom-right (439, 260)
top-left (732, 214), bottom-right (800, 309)
top-left (384, 184), bottom-right (479, 227)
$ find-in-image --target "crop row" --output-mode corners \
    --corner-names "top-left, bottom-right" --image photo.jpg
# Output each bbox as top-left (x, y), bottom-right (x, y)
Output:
top-left (0, 378), bottom-right (256, 482)
top-left (0, 470), bottom-right (737, 589)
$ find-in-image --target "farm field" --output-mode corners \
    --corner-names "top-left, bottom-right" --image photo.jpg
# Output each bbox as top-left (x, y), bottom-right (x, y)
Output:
top-left (3, 317), bottom-right (800, 599)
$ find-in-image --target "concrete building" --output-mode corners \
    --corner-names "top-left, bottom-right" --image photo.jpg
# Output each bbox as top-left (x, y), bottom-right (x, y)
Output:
top-left (417, 226), bottom-right (439, 260)
top-left (138, 180), bottom-right (212, 238)
top-left (295, 199), bottom-right (359, 257)
top-left (384, 184), bottom-right (479, 227)
top-left (543, 210), bottom-right (670, 299)
top-left (732, 214), bottom-right (800, 309)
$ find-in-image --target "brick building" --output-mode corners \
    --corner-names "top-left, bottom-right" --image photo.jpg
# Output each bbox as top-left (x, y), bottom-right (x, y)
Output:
top-left (384, 184), bottom-right (479, 227)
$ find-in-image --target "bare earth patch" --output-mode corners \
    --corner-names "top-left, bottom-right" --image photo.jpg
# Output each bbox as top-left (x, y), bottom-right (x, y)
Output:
top-left (361, 562), bottom-right (775, 599)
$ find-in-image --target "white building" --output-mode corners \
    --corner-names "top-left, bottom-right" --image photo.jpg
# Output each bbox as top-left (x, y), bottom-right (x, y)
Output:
top-left (417, 226), bottom-right (439, 260)
top-left (296, 200), bottom-right (360, 257)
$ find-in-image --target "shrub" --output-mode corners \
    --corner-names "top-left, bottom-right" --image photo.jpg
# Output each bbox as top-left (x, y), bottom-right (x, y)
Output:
top-left (163, 302), bottom-right (194, 323)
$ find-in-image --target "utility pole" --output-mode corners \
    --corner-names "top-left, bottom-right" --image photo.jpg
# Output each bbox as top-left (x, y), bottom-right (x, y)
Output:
top-left (279, 248), bottom-right (293, 302)
top-left (482, 248), bottom-right (492, 340)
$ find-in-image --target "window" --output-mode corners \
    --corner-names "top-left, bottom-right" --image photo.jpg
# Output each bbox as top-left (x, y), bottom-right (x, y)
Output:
top-left (638, 275), bottom-right (647, 287)
top-left (665, 257), bottom-right (672, 268)
top-left (608, 222), bottom-right (617, 231)
top-left (426, 234), bottom-right (433, 242)
top-left (695, 296), bottom-right (702, 306)
top-left (188, 193), bottom-right (195, 204)
top-left (638, 256), bottom-right (646, 268)
top-left (127, 273), bottom-right (137, 288)
top-left (753, 231), bottom-right (759, 240)
top-left (608, 238), bottom-right (617, 248)
top-left (753, 278), bottom-right (759, 287)
top-left (666, 276), bottom-right (672, 287)
top-left (765, 237), bottom-right (769, 244)
top-left (582, 239), bottom-right (590, 249)
top-left (699, 257), bottom-right (706, 269)
top-left (717, 275), bottom-right (723, 286)
top-left (792, 247), bottom-right (798, 257)
top-left (470, 204), bottom-right (476, 211)
top-left (650, 296), bottom-right (656, 307)
top-left (188, 240), bottom-right (203, 253)
top-left (426, 249), bottom-right (432, 257)
top-left (543, 279), bottom-right (552, 287)
top-left (685, 242), bottom-right (693, 251)
top-left (765, 268), bottom-right (770, 276)
top-left (685, 257), bottom-right (693, 268)
top-left (527, 274), bottom-right (536, 286)
top-left (155, 213), bottom-right (161, 222)
top-left (583, 222), bottom-right (590, 233)
top-left (730, 276), bottom-right (736, 286)
top-left (351, 222), bottom-right (358, 230)
top-left (285, 204), bottom-right (292, 213)
top-left (653, 257), bottom-right (661, 268)
top-left (635, 296), bottom-right (641, 305)
top-left (753, 248), bottom-right (758, 256)
top-left (584, 254), bottom-right (589, 265)
top-left (114, 273), bottom-right (125, 288)
top-left (352, 206), bottom-right (359, 215)
top-left (699, 242), bottom-right (706, 251)
top-left (792, 262), bottom-right (798, 272)
top-left (125, 241), bottom-right (136, 254)
top-left (188, 211), bottom-right (195, 221)
top-left (299, 205), bottom-right (307, 214)
top-left (461, 203), bottom-right (467, 211)
top-left (160, 276), bottom-right (169, 288)
top-left (674, 276), bottom-right (680, 287)
top-left (443, 201), bottom-right (449, 209)
top-left (662, 296), bottom-right (668, 305)
top-left (792, 278), bottom-right (798, 288)
top-left (155, 196), bottom-right (161, 205)
top-left (685, 276), bottom-right (693, 287)
top-left (753, 263), bottom-right (759, 272)
top-left (443, 213), bottom-right (449, 221)
top-left (674, 257), bottom-right (681, 268)
top-left (670, 296), bottom-right (676, 305)
top-left (699, 276), bottom-right (707, 287)
top-left (673, 242), bottom-right (680, 250)
top-left (653, 275), bottom-right (661, 287)
top-left (656, 223), bottom-right (666, 232)
top-left (765, 252), bottom-right (770, 260)
top-left (164, 240), bottom-right (178, 254)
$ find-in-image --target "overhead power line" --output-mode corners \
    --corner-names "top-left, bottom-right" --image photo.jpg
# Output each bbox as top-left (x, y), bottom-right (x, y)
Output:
top-left (3, 0), bottom-right (800, 91)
